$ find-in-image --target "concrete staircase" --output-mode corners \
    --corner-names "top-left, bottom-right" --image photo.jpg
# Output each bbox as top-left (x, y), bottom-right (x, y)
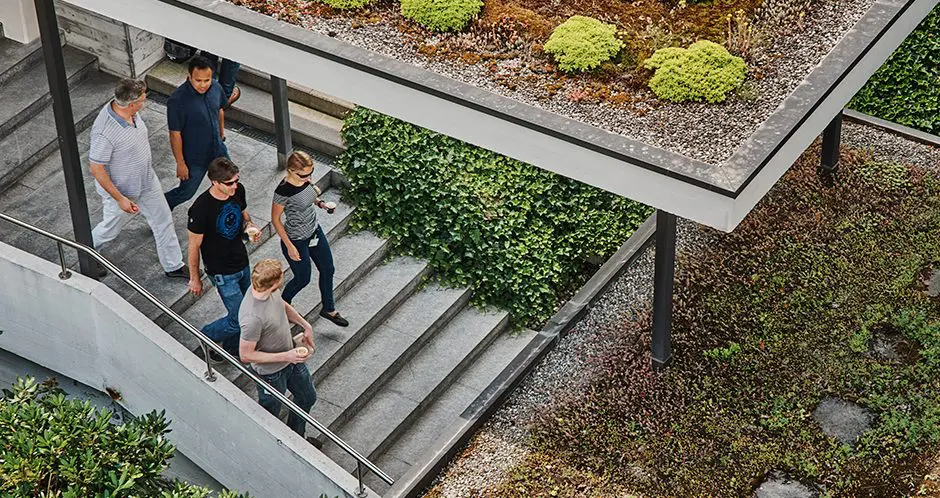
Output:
top-left (0, 43), bottom-right (536, 496)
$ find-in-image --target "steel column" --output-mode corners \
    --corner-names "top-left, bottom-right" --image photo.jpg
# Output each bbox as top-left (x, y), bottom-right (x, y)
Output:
top-left (821, 111), bottom-right (842, 172)
top-left (271, 76), bottom-right (293, 170)
top-left (652, 210), bottom-right (676, 370)
top-left (34, 0), bottom-right (97, 278)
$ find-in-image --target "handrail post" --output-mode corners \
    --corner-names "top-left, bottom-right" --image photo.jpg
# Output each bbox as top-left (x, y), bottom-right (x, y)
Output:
top-left (56, 242), bottom-right (71, 280)
top-left (356, 461), bottom-right (367, 498)
top-left (271, 75), bottom-right (292, 170)
top-left (199, 343), bottom-right (217, 382)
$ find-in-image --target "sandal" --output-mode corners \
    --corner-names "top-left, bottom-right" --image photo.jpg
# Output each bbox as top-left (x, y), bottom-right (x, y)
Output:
top-left (223, 86), bottom-right (241, 109)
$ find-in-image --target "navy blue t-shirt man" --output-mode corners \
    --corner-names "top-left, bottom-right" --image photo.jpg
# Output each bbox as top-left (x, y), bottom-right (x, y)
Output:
top-left (164, 55), bottom-right (229, 211)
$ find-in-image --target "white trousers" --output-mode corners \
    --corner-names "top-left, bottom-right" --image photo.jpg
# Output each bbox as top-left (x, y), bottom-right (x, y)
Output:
top-left (92, 170), bottom-right (183, 272)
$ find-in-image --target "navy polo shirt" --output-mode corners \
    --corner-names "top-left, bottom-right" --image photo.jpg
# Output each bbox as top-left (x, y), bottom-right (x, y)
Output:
top-left (167, 79), bottom-right (227, 168)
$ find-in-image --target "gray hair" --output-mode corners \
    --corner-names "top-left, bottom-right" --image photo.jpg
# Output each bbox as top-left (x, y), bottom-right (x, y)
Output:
top-left (113, 79), bottom-right (147, 107)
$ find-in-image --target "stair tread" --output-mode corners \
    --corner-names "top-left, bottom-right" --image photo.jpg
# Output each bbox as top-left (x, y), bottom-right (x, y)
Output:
top-left (236, 65), bottom-right (353, 120)
top-left (311, 284), bottom-right (469, 428)
top-left (304, 256), bottom-right (429, 381)
top-left (330, 306), bottom-right (508, 462)
top-left (0, 46), bottom-right (96, 134)
top-left (0, 37), bottom-right (41, 86)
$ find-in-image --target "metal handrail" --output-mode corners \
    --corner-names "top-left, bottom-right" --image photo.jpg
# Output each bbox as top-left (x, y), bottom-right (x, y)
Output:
top-left (0, 211), bottom-right (393, 493)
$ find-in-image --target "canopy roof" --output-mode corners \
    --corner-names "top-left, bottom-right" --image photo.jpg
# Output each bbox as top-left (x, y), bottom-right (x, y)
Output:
top-left (67, 0), bottom-right (934, 231)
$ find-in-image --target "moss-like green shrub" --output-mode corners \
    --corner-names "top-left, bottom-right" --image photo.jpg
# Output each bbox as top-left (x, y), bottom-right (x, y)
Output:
top-left (643, 40), bottom-right (747, 103)
top-left (336, 108), bottom-right (651, 326)
top-left (321, 0), bottom-right (373, 9)
top-left (401, 0), bottom-right (483, 32)
top-left (542, 16), bottom-right (623, 73)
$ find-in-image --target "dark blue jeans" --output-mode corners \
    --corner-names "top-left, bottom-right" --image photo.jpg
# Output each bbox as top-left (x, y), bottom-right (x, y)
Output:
top-left (164, 142), bottom-right (229, 211)
top-left (201, 52), bottom-right (241, 100)
top-left (202, 265), bottom-right (250, 357)
top-left (280, 225), bottom-right (336, 312)
top-left (257, 363), bottom-right (318, 436)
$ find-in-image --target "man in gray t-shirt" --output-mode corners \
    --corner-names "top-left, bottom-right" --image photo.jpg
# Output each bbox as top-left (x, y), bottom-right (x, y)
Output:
top-left (239, 259), bottom-right (318, 438)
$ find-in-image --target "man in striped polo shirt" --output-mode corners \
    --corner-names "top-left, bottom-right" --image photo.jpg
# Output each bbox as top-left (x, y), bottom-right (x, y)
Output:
top-left (88, 78), bottom-right (188, 279)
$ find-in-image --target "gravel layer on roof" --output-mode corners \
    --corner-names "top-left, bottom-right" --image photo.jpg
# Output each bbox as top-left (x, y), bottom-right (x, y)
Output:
top-left (255, 0), bottom-right (873, 167)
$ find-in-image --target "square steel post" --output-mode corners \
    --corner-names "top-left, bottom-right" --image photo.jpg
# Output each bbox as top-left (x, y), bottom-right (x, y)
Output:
top-left (821, 111), bottom-right (842, 172)
top-left (271, 76), bottom-right (293, 170)
top-left (652, 210), bottom-right (676, 370)
top-left (34, 0), bottom-right (97, 279)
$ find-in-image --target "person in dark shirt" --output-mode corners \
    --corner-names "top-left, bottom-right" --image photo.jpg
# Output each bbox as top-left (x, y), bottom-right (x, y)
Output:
top-left (165, 56), bottom-right (229, 211)
top-left (187, 157), bottom-right (260, 360)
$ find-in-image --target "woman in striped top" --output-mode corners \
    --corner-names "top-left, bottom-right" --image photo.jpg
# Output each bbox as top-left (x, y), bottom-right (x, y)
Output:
top-left (271, 151), bottom-right (348, 327)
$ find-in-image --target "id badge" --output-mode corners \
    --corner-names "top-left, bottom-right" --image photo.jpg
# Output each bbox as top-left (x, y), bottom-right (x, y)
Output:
top-left (309, 236), bottom-right (319, 248)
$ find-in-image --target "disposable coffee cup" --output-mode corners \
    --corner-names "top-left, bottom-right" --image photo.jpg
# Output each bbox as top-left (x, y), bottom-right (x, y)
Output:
top-left (295, 346), bottom-right (309, 356)
top-left (245, 226), bottom-right (260, 242)
top-left (324, 201), bottom-right (337, 214)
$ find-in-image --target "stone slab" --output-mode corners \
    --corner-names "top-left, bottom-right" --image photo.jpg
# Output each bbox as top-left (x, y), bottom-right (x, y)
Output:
top-left (755, 472), bottom-right (817, 498)
top-left (0, 37), bottom-right (42, 88)
top-left (812, 397), bottom-right (872, 446)
top-left (454, 328), bottom-right (538, 393)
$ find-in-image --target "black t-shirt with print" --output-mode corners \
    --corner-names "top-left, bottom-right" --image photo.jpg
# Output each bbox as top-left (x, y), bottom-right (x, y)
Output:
top-left (187, 183), bottom-right (249, 275)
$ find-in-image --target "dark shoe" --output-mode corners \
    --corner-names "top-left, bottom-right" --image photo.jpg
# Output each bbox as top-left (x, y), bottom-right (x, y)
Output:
top-left (193, 344), bottom-right (225, 364)
top-left (95, 262), bottom-right (108, 278)
top-left (165, 266), bottom-right (190, 279)
top-left (223, 85), bottom-right (241, 109)
top-left (306, 436), bottom-right (324, 449)
top-left (319, 310), bottom-right (349, 327)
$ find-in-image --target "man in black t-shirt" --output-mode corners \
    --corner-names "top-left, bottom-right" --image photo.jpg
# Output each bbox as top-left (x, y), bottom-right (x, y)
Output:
top-left (187, 157), bottom-right (260, 360)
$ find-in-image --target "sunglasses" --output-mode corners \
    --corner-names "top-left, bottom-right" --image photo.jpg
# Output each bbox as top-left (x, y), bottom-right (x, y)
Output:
top-left (296, 171), bottom-right (314, 179)
top-left (220, 177), bottom-right (239, 186)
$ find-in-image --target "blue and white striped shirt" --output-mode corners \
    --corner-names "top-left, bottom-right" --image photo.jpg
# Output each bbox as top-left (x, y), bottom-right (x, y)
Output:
top-left (88, 101), bottom-right (153, 199)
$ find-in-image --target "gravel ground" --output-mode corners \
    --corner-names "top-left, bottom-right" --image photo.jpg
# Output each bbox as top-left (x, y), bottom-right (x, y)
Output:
top-left (238, 0), bottom-right (873, 166)
top-left (421, 123), bottom-right (940, 497)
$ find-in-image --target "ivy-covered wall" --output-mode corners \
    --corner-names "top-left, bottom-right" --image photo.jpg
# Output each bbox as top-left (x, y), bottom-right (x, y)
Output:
top-left (336, 108), bottom-right (652, 326)
top-left (850, 6), bottom-right (939, 134)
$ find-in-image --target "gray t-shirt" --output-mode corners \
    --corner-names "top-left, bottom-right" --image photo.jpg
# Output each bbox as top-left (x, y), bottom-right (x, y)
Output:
top-left (272, 181), bottom-right (319, 240)
top-left (238, 289), bottom-right (293, 375)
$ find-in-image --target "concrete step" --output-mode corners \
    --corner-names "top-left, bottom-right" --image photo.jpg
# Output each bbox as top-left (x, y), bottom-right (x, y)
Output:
top-left (0, 46), bottom-right (97, 140)
top-left (311, 284), bottom-right (471, 433)
top-left (235, 65), bottom-right (354, 121)
top-left (370, 328), bottom-right (539, 491)
top-left (145, 60), bottom-right (345, 156)
top-left (324, 306), bottom-right (509, 472)
top-left (0, 37), bottom-right (42, 88)
top-left (304, 256), bottom-right (431, 386)
top-left (0, 70), bottom-right (115, 193)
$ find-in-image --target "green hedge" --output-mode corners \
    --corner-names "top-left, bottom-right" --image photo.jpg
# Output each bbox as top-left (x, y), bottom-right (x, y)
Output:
top-left (851, 6), bottom-right (939, 134)
top-left (336, 108), bottom-right (651, 326)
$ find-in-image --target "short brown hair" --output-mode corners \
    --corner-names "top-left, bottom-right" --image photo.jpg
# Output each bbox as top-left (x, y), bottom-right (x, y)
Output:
top-left (251, 259), bottom-right (283, 291)
top-left (208, 157), bottom-right (238, 182)
top-left (286, 150), bottom-right (314, 173)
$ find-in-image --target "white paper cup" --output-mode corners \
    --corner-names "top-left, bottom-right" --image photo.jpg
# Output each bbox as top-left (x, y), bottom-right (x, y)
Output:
top-left (245, 226), bottom-right (260, 241)
top-left (295, 346), bottom-right (309, 356)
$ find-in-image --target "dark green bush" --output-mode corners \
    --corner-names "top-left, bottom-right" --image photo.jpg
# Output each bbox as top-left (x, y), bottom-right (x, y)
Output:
top-left (336, 108), bottom-right (651, 326)
top-left (850, 6), bottom-right (939, 134)
top-left (0, 377), bottom-right (247, 498)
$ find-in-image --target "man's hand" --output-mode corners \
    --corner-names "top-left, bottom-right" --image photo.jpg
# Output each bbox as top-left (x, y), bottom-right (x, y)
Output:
top-left (189, 278), bottom-right (202, 297)
top-left (118, 196), bottom-right (139, 214)
top-left (285, 348), bottom-right (309, 364)
top-left (176, 162), bottom-right (190, 181)
top-left (302, 328), bottom-right (315, 352)
top-left (286, 243), bottom-right (301, 262)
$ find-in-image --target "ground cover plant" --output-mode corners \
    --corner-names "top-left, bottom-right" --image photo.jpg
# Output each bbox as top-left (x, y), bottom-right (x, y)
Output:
top-left (336, 107), bottom-right (651, 327)
top-left (476, 144), bottom-right (940, 495)
top-left (0, 377), bottom-right (248, 498)
top-left (643, 39), bottom-right (746, 103)
top-left (850, 6), bottom-right (939, 134)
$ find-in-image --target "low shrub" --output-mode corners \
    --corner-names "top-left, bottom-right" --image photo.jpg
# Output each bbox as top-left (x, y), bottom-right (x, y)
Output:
top-left (336, 108), bottom-right (651, 326)
top-left (401, 0), bottom-right (483, 32)
top-left (543, 16), bottom-right (623, 73)
top-left (643, 39), bottom-right (746, 103)
top-left (0, 377), bottom-right (248, 497)
top-left (850, 7), bottom-right (940, 134)
top-left (321, 0), bottom-right (373, 10)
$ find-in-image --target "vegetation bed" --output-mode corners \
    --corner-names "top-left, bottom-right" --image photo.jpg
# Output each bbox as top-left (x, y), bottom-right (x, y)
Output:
top-left (227, 0), bottom-right (874, 165)
top-left (430, 142), bottom-right (940, 495)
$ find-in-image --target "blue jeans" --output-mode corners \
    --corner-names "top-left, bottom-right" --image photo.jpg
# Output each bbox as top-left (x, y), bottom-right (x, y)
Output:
top-left (201, 52), bottom-right (241, 100)
top-left (202, 266), bottom-right (250, 357)
top-left (164, 142), bottom-right (229, 211)
top-left (257, 363), bottom-right (318, 436)
top-left (280, 225), bottom-right (335, 312)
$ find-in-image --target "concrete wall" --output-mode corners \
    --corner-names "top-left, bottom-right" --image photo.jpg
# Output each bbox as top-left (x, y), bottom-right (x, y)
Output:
top-left (0, 347), bottom-right (223, 491)
top-left (56, 1), bottom-right (164, 78)
top-left (0, 240), bottom-right (365, 498)
top-left (0, 0), bottom-right (40, 43)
